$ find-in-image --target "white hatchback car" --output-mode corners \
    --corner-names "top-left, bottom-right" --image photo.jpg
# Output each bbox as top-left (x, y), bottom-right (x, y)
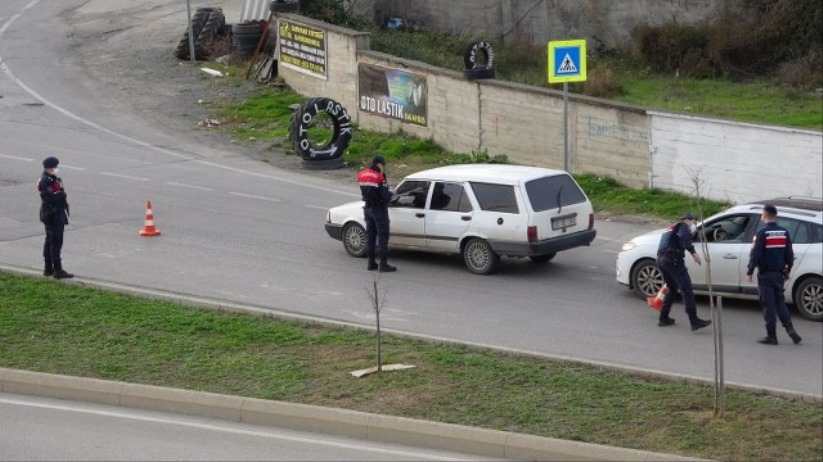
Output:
top-left (324, 165), bottom-right (596, 274)
top-left (615, 198), bottom-right (823, 321)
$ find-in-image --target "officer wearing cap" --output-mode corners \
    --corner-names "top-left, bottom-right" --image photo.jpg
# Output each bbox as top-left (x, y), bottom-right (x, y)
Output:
top-left (746, 204), bottom-right (801, 345)
top-left (37, 156), bottom-right (73, 279)
top-left (655, 212), bottom-right (711, 331)
top-left (357, 155), bottom-right (396, 272)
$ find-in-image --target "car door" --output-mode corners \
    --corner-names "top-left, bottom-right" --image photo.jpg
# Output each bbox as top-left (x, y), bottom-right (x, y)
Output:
top-left (688, 213), bottom-right (757, 293)
top-left (387, 180), bottom-right (429, 248)
top-left (424, 181), bottom-right (473, 252)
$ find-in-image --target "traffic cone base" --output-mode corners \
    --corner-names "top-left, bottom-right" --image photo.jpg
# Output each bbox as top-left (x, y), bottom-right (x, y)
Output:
top-left (647, 284), bottom-right (668, 312)
top-left (139, 200), bottom-right (161, 237)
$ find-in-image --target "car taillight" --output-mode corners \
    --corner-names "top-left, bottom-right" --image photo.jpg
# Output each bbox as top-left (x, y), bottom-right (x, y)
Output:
top-left (588, 213), bottom-right (594, 230)
top-left (527, 225), bottom-right (537, 243)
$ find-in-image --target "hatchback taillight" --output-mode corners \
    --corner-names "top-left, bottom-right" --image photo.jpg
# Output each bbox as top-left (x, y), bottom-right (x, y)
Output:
top-left (588, 213), bottom-right (594, 230)
top-left (527, 225), bottom-right (537, 243)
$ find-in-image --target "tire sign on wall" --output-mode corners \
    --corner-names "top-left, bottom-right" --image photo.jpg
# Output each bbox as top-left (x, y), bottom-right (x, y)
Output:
top-left (277, 18), bottom-right (327, 80)
top-left (358, 63), bottom-right (428, 126)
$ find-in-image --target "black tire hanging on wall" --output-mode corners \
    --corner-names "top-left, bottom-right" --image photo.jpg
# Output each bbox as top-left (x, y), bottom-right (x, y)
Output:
top-left (270, 0), bottom-right (299, 12)
top-left (174, 7), bottom-right (220, 60)
top-left (462, 41), bottom-right (496, 80)
top-left (289, 98), bottom-right (353, 161)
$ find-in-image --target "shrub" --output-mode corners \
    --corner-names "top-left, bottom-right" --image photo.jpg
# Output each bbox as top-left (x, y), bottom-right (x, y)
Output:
top-left (583, 66), bottom-right (623, 97)
top-left (631, 22), bottom-right (710, 75)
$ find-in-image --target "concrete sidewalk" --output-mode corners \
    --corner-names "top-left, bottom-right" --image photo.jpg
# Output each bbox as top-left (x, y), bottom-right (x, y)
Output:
top-left (0, 368), bottom-right (705, 461)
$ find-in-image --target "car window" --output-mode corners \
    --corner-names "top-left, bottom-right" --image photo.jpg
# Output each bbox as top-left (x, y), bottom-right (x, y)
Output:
top-left (700, 214), bottom-right (752, 243)
top-left (430, 182), bottom-right (471, 212)
top-left (469, 182), bottom-right (519, 214)
top-left (810, 223), bottom-right (823, 243)
top-left (391, 180), bottom-right (430, 209)
top-left (525, 175), bottom-right (587, 211)
top-left (776, 217), bottom-right (818, 244)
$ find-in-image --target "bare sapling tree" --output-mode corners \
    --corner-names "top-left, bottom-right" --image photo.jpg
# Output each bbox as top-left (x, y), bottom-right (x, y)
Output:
top-left (685, 166), bottom-right (725, 417)
top-left (365, 274), bottom-right (389, 372)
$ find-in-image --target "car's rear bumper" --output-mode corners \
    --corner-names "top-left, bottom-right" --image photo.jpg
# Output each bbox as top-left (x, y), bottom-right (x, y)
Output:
top-left (490, 229), bottom-right (597, 257)
top-left (325, 223), bottom-right (343, 241)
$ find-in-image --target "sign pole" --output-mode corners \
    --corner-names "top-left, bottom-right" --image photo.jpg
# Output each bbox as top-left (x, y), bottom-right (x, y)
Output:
top-left (186, 0), bottom-right (196, 63)
top-left (563, 82), bottom-right (569, 172)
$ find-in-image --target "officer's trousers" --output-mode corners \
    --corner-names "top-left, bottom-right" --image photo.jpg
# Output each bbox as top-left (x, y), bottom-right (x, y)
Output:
top-left (43, 220), bottom-right (65, 266)
top-left (364, 206), bottom-right (390, 262)
top-left (656, 255), bottom-right (698, 321)
top-left (757, 272), bottom-right (793, 333)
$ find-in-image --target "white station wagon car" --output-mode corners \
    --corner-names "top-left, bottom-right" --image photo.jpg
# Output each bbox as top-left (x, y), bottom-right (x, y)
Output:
top-left (615, 198), bottom-right (823, 321)
top-left (325, 164), bottom-right (596, 274)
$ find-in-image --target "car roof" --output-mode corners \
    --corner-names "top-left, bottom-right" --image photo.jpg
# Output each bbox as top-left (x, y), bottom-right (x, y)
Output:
top-left (404, 164), bottom-right (570, 185)
top-left (726, 197), bottom-right (823, 221)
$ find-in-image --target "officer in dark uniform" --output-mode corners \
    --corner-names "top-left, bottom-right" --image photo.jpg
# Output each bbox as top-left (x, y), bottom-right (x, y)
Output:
top-left (746, 204), bottom-right (801, 345)
top-left (656, 213), bottom-right (711, 331)
top-left (357, 155), bottom-right (396, 272)
top-left (38, 156), bottom-right (73, 279)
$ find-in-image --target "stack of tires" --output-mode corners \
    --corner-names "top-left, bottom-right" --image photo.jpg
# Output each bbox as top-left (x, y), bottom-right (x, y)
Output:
top-left (269, 0), bottom-right (299, 13)
top-left (231, 21), bottom-right (265, 60)
top-left (174, 7), bottom-right (227, 61)
top-left (463, 41), bottom-right (496, 80)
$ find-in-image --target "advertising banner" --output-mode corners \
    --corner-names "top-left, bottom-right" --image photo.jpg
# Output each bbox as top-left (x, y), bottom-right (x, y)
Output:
top-left (358, 63), bottom-right (427, 127)
top-left (277, 18), bottom-right (327, 80)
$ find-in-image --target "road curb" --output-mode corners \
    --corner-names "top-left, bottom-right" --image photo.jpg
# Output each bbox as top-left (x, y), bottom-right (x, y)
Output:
top-left (0, 367), bottom-right (705, 461)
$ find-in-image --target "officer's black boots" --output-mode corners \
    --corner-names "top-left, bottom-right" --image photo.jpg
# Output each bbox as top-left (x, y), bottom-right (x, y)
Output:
top-left (367, 255), bottom-right (378, 271)
top-left (758, 325), bottom-right (778, 345)
top-left (43, 260), bottom-right (54, 277)
top-left (378, 257), bottom-right (396, 273)
top-left (52, 260), bottom-right (74, 279)
top-left (786, 326), bottom-right (802, 345)
top-left (690, 318), bottom-right (712, 331)
top-left (658, 317), bottom-right (675, 327)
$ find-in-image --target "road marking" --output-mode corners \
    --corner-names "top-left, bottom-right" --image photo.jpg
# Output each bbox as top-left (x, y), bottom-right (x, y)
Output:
top-left (0, 396), bottom-right (472, 461)
top-left (228, 191), bottom-right (282, 203)
top-left (165, 181), bottom-right (213, 191)
top-left (101, 172), bottom-right (149, 182)
top-left (304, 204), bottom-right (328, 211)
top-left (59, 164), bottom-right (84, 171)
top-left (0, 153), bottom-right (33, 162)
top-left (195, 160), bottom-right (357, 197)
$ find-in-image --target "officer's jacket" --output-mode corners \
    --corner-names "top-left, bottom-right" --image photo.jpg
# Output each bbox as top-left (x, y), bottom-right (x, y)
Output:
top-left (747, 222), bottom-right (793, 275)
top-left (357, 166), bottom-right (392, 208)
top-left (657, 221), bottom-right (696, 259)
top-left (38, 172), bottom-right (69, 225)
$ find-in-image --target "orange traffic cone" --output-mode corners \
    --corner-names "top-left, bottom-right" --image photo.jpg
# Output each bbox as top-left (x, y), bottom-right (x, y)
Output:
top-left (647, 284), bottom-right (669, 312)
top-left (139, 200), bottom-right (161, 237)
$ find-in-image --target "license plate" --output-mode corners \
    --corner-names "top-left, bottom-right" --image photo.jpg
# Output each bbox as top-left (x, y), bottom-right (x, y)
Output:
top-left (551, 214), bottom-right (577, 230)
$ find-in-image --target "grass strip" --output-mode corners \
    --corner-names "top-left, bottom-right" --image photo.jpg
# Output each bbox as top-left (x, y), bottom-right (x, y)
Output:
top-left (1, 271), bottom-right (820, 461)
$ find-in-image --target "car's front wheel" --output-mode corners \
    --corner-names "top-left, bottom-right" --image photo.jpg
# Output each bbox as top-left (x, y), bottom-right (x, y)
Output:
top-left (463, 238), bottom-right (500, 274)
top-left (342, 223), bottom-right (367, 258)
top-left (794, 276), bottom-right (823, 322)
top-left (631, 259), bottom-right (664, 299)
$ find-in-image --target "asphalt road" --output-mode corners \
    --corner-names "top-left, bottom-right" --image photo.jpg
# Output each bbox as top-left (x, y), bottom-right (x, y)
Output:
top-left (0, 392), bottom-right (493, 461)
top-left (1, 0), bottom-right (820, 397)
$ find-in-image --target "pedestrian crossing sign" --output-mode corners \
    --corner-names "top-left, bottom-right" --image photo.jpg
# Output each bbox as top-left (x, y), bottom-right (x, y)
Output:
top-left (548, 39), bottom-right (587, 83)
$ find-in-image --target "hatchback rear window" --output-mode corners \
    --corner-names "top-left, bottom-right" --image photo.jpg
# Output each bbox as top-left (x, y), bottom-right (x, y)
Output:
top-left (470, 182), bottom-right (519, 214)
top-left (526, 175), bottom-right (587, 211)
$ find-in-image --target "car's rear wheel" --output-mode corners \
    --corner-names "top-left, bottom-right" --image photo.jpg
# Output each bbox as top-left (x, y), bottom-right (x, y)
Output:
top-left (342, 223), bottom-right (367, 258)
top-left (463, 238), bottom-right (500, 274)
top-left (794, 276), bottom-right (823, 322)
top-left (529, 252), bottom-right (556, 263)
top-left (631, 259), bottom-right (663, 299)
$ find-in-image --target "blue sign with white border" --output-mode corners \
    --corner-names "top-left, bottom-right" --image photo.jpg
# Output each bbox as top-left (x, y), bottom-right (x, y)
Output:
top-left (548, 39), bottom-right (587, 83)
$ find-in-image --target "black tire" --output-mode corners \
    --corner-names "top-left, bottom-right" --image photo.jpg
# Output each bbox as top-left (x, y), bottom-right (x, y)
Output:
top-left (463, 41), bottom-right (495, 70)
top-left (270, 0), bottom-right (299, 12)
top-left (232, 22), bottom-right (263, 59)
top-left (463, 238), bottom-right (500, 274)
top-left (289, 98), bottom-right (352, 161)
top-left (794, 276), bottom-right (823, 322)
top-left (463, 67), bottom-right (496, 80)
top-left (174, 8), bottom-right (213, 59)
top-left (193, 9), bottom-right (224, 60)
top-left (342, 222), bottom-right (367, 258)
top-left (631, 259), bottom-right (664, 299)
top-left (529, 252), bottom-right (556, 263)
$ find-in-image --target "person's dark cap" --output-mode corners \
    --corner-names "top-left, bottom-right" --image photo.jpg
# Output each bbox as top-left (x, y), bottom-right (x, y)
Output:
top-left (372, 155), bottom-right (385, 166)
top-left (763, 204), bottom-right (778, 216)
top-left (42, 156), bottom-right (59, 169)
top-left (681, 213), bottom-right (695, 220)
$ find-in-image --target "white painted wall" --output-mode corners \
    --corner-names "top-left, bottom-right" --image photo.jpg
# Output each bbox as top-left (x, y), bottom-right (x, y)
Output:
top-left (650, 112), bottom-right (823, 204)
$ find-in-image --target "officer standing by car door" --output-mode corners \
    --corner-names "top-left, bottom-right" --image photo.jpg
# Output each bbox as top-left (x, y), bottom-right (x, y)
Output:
top-left (357, 155), bottom-right (396, 272)
top-left (656, 213), bottom-right (711, 331)
top-left (746, 204), bottom-right (802, 345)
top-left (38, 156), bottom-right (74, 279)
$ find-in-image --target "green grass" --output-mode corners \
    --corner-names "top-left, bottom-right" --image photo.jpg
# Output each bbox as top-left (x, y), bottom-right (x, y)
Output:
top-left (1, 271), bottom-right (821, 461)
